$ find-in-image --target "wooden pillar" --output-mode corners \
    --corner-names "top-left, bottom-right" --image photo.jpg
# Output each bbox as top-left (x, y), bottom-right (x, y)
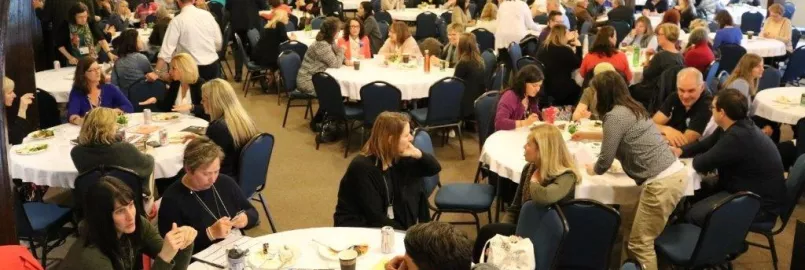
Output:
top-left (0, 0), bottom-right (17, 245)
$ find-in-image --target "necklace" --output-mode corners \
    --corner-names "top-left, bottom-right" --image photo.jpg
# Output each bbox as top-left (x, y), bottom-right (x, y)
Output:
top-left (185, 177), bottom-right (231, 220)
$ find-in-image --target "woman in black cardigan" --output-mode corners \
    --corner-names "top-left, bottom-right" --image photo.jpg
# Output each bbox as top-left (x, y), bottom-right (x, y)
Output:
top-left (3, 77), bottom-right (34, 145)
top-left (155, 53), bottom-right (207, 119)
top-left (255, 10), bottom-right (293, 69)
top-left (536, 24), bottom-right (581, 106)
top-left (334, 112), bottom-right (442, 230)
top-left (56, 2), bottom-right (116, 65)
top-left (453, 33), bottom-right (485, 119)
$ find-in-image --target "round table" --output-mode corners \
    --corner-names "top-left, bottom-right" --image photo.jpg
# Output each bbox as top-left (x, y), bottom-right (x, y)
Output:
top-left (388, 8), bottom-right (447, 22)
top-left (187, 227), bottom-right (407, 270)
top-left (287, 29), bottom-right (319, 46)
top-left (35, 66), bottom-right (76, 103)
top-left (111, 28), bottom-right (153, 50)
top-left (326, 57), bottom-right (454, 100)
top-left (479, 123), bottom-right (701, 205)
top-left (680, 33), bottom-right (787, 58)
top-left (9, 113), bottom-right (209, 188)
top-left (751, 87), bottom-right (805, 125)
top-left (340, 0), bottom-right (362, 10)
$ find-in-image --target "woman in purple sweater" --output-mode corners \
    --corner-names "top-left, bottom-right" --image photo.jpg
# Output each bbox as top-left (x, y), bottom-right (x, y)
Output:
top-left (67, 57), bottom-right (133, 125)
top-left (494, 65), bottom-right (543, 131)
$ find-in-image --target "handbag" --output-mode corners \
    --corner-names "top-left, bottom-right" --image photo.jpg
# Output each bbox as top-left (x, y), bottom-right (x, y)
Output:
top-left (479, 234), bottom-right (536, 270)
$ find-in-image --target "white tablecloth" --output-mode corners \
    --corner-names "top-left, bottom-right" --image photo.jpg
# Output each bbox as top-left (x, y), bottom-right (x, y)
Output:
top-left (340, 0), bottom-right (361, 10)
top-left (388, 8), bottom-right (447, 22)
top-left (287, 30), bottom-right (319, 46)
top-left (679, 33), bottom-right (786, 58)
top-left (188, 227), bottom-right (406, 270)
top-left (751, 87), bottom-right (805, 125)
top-left (35, 67), bottom-right (76, 103)
top-left (326, 58), bottom-right (454, 100)
top-left (9, 113), bottom-right (209, 188)
top-left (479, 124), bottom-right (701, 205)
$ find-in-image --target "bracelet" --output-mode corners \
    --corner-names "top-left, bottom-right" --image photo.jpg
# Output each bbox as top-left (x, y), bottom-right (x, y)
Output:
top-left (206, 227), bottom-right (215, 241)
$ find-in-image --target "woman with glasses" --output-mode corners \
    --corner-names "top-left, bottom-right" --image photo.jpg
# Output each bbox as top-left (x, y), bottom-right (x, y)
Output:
top-left (762, 3), bottom-right (793, 53)
top-left (337, 18), bottom-right (372, 60)
top-left (494, 65), bottom-right (543, 131)
top-left (67, 57), bottom-right (133, 126)
top-left (56, 2), bottom-right (116, 66)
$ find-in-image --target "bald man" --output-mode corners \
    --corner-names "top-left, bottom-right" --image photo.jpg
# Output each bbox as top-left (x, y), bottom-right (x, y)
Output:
top-left (652, 67), bottom-right (713, 147)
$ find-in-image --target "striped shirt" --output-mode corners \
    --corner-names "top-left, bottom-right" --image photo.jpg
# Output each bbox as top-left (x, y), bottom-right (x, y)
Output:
top-left (594, 105), bottom-right (676, 185)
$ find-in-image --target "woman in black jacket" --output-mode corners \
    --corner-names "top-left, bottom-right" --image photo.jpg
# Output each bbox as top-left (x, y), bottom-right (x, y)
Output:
top-left (643, 0), bottom-right (669, 14)
top-left (675, 0), bottom-right (698, 30)
top-left (255, 10), bottom-right (293, 69)
top-left (56, 2), bottom-right (116, 65)
top-left (156, 53), bottom-right (207, 119)
top-left (536, 24), bottom-right (581, 106)
top-left (334, 112), bottom-right (441, 230)
top-left (3, 77), bottom-right (34, 145)
top-left (453, 33), bottom-right (485, 119)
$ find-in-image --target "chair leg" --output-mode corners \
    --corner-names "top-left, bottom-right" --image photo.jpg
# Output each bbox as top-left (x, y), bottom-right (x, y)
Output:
top-left (40, 235), bottom-right (48, 267)
top-left (457, 125), bottom-right (465, 160)
top-left (471, 213), bottom-right (481, 232)
top-left (474, 163), bottom-right (483, 184)
top-left (304, 99), bottom-right (312, 119)
top-left (431, 211), bottom-right (439, 221)
top-left (343, 120), bottom-right (350, 158)
top-left (242, 72), bottom-right (251, 97)
top-left (487, 209), bottom-right (492, 224)
top-left (766, 233), bottom-right (778, 270)
top-left (259, 194), bottom-right (278, 233)
top-left (282, 98), bottom-right (292, 128)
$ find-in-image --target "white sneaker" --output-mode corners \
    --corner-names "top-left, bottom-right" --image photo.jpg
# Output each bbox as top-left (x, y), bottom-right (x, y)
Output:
top-left (449, 130), bottom-right (456, 138)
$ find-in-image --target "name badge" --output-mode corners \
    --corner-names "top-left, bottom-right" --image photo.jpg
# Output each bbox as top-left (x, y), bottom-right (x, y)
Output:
top-left (387, 206), bottom-right (395, 219)
top-left (79, 46), bottom-right (90, 55)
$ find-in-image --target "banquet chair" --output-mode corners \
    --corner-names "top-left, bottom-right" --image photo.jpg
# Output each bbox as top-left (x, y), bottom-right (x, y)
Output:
top-left (288, 14), bottom-right (299, 31)
top-left (655, 192), bottom-right (761, 269)
top-left (312, 72), bottom-right (363, 157)
top-left (534, 14), bottom-right (548, 24)
top-left (437, 18), bottom-right (448, 44)
top-left (332, 2), bottom-right (345, 21)
top-left (515, 202), bottom-right (569, 270)
top-left (278, 51), bottom-right (315, 127)
top-left (516, 56), bottom-right (540, 72)
top-left (36, 89), bottom-right (61, 129)
top-left (781, 47), bottom-right (805, 86)
top-left (74, 165), bottom-right (146, 220)
top-left (372, 0), bottom-right (381, 13)
top-left (716, 44), bottom-right (746, 75)
top-left (238, 133), bottom-right (279, 233)
top-left (414, 129), bottom-right (495, 232)
top-left (621, 259), bottom-right (643, 270)
top-left (236, 31), bottom-right (270, 97)
top-left (792, 28), bottom-right (801, 50)
top-left (375, 11), bottom-right (392, 25)
top-left (415, 12), bottom-right (440, 41)
top-left (651, 65), bottom-right (684, 114)
top-left (13, 179), bottom-right (74, 268)
top-left (555, 199), bottom-right (621, 270)
top-left (490, 63), bottom-right (506, 91)
top-left (440, 10), bottom-right (453, 25)
top-left (758, 66), bottom-right (782, 91)
top-left (508, 42), bottom-right (522, 72)
top-left (218, 24), bottom-right (234, 80)
top-left (566, 11), bottom-right (577, 31)
top-left (708, 21), bottom-right (718, 33)
top-left (128, 79), bottom-right (167, 112)
top-left (519, 35), bottom-right (539, 58)
top-left (481, 49), bottom-right (496, 89)
top-left (783, 1), bottom-right (795, 20)
top-left (278, 41), bottom-right (308, 66)
top-left (311, 16), bottom-right (325, 30)
top-left (740, 12), bottom-right (763, 34)
top-left (409, 77), bottom-right (467, 159)
top-left (704, 61), bottom-right (721, 93)
top-left (473, 91), bottom-right (499, 180)
top-left (609, 20), bottom-right (631, 46)
top-left (747, 154), bottom-right (805, 269)
top-left (359, 81), bottom-right (402, 140)
top-left (379, 21), bottom-right (390, 43)
top-left (472, 28), bottom-right (495, 53)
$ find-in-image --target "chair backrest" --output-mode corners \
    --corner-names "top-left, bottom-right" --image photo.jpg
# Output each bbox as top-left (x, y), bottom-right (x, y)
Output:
top-left (378, 21), bottom-right (390, 43)
top-left (312, 72), bottom-right (348, 119)
top-left (412, 129), bottom-right (440, 196)
top-left (610, 20), bottom-right (631, 46)
top-left (440, 10), bottom-right (453, 25)
top-left (740, 12), bottom-right (763, 33)
top-left (233, 34), bottom-right (252, 65)
top-left (128, 79), bottom-right (167, 112)
top-left (415, 12), bottom-right (439, 40)
top-left (519, 35), bottom-right (539, 58)
top-left (474, 91), bottom-right (500, 149)
top-left (704, 61), bottom-right (720, 92)
top-left (472, 28), bottom-right (495, 53)
top-left (792, 28), bottom-right (802, 50)
top-left (372, 0), bottom-right (382, 13)
top-left (516, 202), bottom-right (569, 270)
top-left (279, 40), bottom-right (309, 59)
top-left (690, 192), bottom-right (761, 266)
top-left (621, 259), bottom-right (643, 270)
top-left (426, 77), bottom-right (465, 125)
top-left (780, 154), bottom-right (805, 224)
top-left (12, 179), bottom-right (35, 236)
top-left (758, 66), bottom-right (782, 92)
top-left (781, 47), bottom-right (805, 84)
top-left (437, 18), bottom-right (448, 44)
top-left (481, 49), bottom-right (497, 88)
top-left (219, 24), bottom-right (233, 58)
top-left (288, 14), bottom-right (299, 31)
top-left (247, 28), bottom-right (261, 57)
top-left (717, 44), bottom-right (746, 75)
top-left (36, 89), bottom-right (61, 129)
top-left (73, 165), bottom-right (146, 219)
top-left (359, 81), bottom-right (402, 126)
top-left (534, 14), bottom-right (548, 24)
top-left (238, 133), bottom-right (275, 197)
top-left (516, 56), bottom-right (538, 71)
top-left (490, 63), bottom-right (506, 91)
top-left (278, 50), bottom-right (302, 93)
top-left (508, 42), bottom-right (522, 71)
top-left (556, 199), bottom-right (621, 269)
top-left (783, 1), bottom-right (795, 19)
top-left (311, 16), bottom-right (325, 29)
top-left (708, 21), bottom-right (718, 33)
top-left (566, 11), bottom-right (577, 31)
top-left (653, 65), bottom-right (684, 113)
top-left (376, 11), bottom-right (392, 25)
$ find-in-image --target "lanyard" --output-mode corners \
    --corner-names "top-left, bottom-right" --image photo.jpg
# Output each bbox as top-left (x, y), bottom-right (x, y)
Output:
top-left (88, 92), bottom-right (102, 110)
top-left (192, 186), bottom-right (231, 220)
top-left (381, 170), bottom-right (394, 206)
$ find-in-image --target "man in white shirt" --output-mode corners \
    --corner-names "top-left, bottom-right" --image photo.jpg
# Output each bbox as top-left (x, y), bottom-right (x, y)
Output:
top-left (546, 0), bottom-right (570, 28)
top-left (156, 0), bottom-right (223, 82)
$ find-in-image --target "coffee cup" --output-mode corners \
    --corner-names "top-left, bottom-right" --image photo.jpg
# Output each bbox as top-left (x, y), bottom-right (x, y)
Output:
top-left (353, 60), bottom-right (361, 71)
top-left (747, 31), bottom-right (754, 40)
top-left (402, 54), bottom-right (410, 64)
top-left (338, 250), bottom-right (357, 270)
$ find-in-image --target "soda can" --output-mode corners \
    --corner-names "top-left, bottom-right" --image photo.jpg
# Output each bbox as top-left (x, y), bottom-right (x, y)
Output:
top-left (53, 60), bottom-right (61, 70)
top-left (159, 128), bottom-right (168, 146)
top-left (143, 109), bottom-right (152, 125)
top-left (381, 226), bottom-right (394, 254)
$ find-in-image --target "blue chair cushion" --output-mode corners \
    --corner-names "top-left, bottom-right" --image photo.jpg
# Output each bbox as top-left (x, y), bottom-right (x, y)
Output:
top-left (410, 108), bottom-right (428, 124)
top-left (23, 202), bottom-right (72, 232)
top-left (345, 105), bottom-right (364, 119)
top-left (654, 223), bottom-right (701, 265)
top-left (289, 90), bottom-right (315, 99)
top-left (435, 183), bottom-right (495, 211)
top-left (750, 220), bottom-right (776, 232)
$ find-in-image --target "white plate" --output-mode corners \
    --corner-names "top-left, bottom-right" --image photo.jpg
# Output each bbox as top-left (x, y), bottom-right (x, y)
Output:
top-left (25, 130), bottom-right (56, 141)
top-left (15, 143), bottom-right (49, 155)
top-left (316, 241), bottom-right (367, 261)
top-left (152, 113), bottom-right (182, 122)
top-left (248, 244), bottom-right (300, 269)
top-left (168, 132), bottom-right (192, 144)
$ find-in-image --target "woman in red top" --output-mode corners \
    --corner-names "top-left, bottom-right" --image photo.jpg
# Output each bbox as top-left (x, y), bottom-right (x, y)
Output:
top-left (261, 0), bottom-right (293, 20)
top-left (579, 26), bottom-right (633, 83)
top-left (683, 28), bottom-right (715, 75)
top-left (337, 18), bottom-right (373, 60)
top-left (135, 0), bottom-right (159, 22)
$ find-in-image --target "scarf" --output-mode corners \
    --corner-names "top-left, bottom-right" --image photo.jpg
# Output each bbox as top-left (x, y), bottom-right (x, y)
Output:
top-left (69, 23), bottom-right (98, 58)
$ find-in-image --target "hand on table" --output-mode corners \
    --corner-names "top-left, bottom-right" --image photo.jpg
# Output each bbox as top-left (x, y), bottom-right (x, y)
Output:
top-left (182, 133), bottom-right (199, 143)
top-left (113, 108), bottom-right (125, 115)
top-left (68, 56), bottom-right (79, 65)
top-left (345, 58), bottom-right (353, 66)
top-left (577, 108), bottom-right (592, 119)
top-left (231, 212), bottom-right (249, 229)
top-left (107, 52), bottom-right (119, 62)
top-left (139, 97), bottom-right (157, 105)
top-left (663, 128), bottom-right (687, 147)
top-left (523, 113), bottom-right (539, 126)
top-left (172, 104), bottom-right (192, 113)
top-left (385, 256), bottom-right (408, 270)
top-left (289, 33), bottom-right (298, 41)
top-left (585, 164), bottom-right (596, 176)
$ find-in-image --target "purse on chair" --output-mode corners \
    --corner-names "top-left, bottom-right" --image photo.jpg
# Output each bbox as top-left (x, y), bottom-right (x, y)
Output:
top-left (479, 234), bottom-right (536, 270)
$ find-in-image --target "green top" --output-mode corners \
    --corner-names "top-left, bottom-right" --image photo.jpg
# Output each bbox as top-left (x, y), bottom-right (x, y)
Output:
top-left (209, 0), bottom-right (227, 4)
top-left (502, 164), bottom-right (577, 224)
top-left (58, 216), bottom-right (193, 270)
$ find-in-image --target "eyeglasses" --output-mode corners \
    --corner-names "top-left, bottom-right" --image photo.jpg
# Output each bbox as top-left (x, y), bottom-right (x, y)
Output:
top-left (86, 67), bottom-right (102, 73)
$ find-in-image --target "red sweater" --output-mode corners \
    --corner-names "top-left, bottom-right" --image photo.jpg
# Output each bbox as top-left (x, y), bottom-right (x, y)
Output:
top-left (684, 42), bottom-right (715, 75)
top-left (579, 51), bottom-right (633, 82)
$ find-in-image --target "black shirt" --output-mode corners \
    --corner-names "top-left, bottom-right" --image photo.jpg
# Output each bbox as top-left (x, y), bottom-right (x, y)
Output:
top-left (158, 174), bottom-right (259, 252)
top-left (659, 91), bottom-right (712, 135)
top-left (454, 60), bottom-right (485, 118)
top-left (206, 119), bottom-right (240, 180)
top-left (536, 44), bottom-right (582, 106)
top-left (644, 0), bottom-right (669, 13)
top-left (681, 118), bottom-right (787, 216)
top-left (334, 154), bottom-right (441, 230)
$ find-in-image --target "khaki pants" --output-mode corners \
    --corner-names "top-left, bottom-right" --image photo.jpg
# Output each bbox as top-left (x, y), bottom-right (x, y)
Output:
top-left (626, 169), bottom-right (688, 270)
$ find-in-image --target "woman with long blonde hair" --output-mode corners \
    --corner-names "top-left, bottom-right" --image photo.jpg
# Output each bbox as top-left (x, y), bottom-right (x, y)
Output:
top-left (154, 53), bottom-right (207, 117)
top-left (475, 3), bottom-right (498, 33)
top-left (187, 79), bottom-right (260, 180)
top-left (335, 112), bottom-right (441, 229)
top-left (537, 24), bottom-right (582, 106)
top-left (71, 107), bottom-right (155, 196)
top-left (725, 53), bottom-right (763, 99)
top-left (472, 124), bottom-right (579, 262)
